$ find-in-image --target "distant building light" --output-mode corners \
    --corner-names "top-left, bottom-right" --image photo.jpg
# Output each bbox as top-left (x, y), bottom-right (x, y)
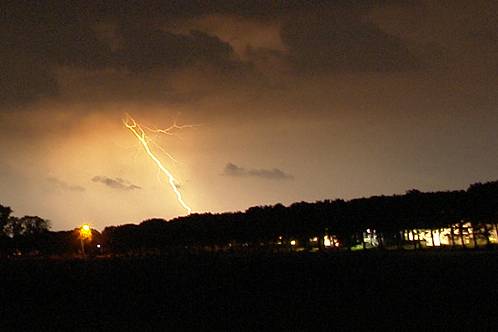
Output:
top-left (96, 244), bottom-right (101, 249)
top-left (433, 230), bottom-right (441, 246)
top-left (290, 240), bottom-right (296, 246)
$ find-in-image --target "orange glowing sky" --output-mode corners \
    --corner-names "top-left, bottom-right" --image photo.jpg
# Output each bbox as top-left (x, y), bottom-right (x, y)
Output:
top-left (1, 1), bottom-right (497, 230)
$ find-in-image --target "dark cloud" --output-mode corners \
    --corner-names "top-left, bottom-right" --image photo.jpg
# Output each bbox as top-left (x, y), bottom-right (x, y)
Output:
top-left (223, 163), bottom-right (246, 177)
top-left (223, 163), bottom-right (293, 180)
top-left (91, 176), bottom-right (141, 191)
top-left (247, 168), bottom-right (294, 180)
top-left (118, 28), bottom-right (239, 72)
top-left (0, 2), bottom-right (252, 108)
top-left (1, 0), bottom-right (495, 110)
top-left (280, 10), bottom-right (419, 73)
top-left (46, 177), bottom-right (85, 192)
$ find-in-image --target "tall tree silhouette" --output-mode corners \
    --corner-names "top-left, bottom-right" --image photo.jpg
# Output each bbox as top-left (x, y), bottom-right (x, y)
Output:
top-left (0, 204), bottom-right (13, 255)
top-left (0, 204), bottom-right (12, 235)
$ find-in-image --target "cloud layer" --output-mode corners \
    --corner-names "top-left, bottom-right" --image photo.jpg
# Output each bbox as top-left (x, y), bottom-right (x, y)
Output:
top-left (280, 10), bottom-right (419, 73)
top-left (91, 176), bottom-right (141, 191)
top-left (0, 1), bottom-right (429, 109)
top-left (223, 163), bottom-right (293, 180)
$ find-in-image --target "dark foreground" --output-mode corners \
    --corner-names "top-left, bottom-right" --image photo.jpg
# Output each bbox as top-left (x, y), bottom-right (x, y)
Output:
top-left (1, 252), bottom-right (497, 331)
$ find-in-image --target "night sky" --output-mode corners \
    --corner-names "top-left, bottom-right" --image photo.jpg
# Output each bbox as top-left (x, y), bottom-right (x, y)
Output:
top-left (1, 1), bottom-right (497, 230)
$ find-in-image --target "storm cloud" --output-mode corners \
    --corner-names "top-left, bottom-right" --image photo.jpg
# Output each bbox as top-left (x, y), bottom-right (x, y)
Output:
top-left (0, 0), bottom-right (444, 108)
top-left (91, 176), bottom-right (141, 191)
top-left (0, 3), bottom-right (247, 108)
top-left (223, 163), bottom-right (293, 180)
top-left (280, 11), bottom-right (419, 73)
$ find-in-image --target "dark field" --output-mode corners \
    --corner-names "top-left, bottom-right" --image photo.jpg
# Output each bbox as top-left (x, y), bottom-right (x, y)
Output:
top-left (1, 252), bottom-right (497, 331)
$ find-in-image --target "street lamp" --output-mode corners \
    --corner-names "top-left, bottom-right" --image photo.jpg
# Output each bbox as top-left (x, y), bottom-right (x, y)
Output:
top-left (79, 224), bottom-right (92, 256)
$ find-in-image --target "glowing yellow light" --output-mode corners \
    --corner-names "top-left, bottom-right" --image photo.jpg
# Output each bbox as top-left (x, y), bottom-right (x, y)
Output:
top-left (80, 224), bottom-right (92, 240)
top-left (324, 236), bottom-right (331, 247)
top-left (290, 240), bottom-right (296, 246)
top-left (123, 114), bottom-right (192, 214)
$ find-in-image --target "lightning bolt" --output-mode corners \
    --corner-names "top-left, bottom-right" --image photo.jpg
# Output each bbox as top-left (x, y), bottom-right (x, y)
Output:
top-left (144, 113), bottom-right (200, 137)
top-left (123, 114), bottom-right (192, 215)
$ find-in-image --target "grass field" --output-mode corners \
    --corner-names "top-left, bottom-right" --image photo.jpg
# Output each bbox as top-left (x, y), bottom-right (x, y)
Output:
top-left (1, 251), bottom-right (497, 330)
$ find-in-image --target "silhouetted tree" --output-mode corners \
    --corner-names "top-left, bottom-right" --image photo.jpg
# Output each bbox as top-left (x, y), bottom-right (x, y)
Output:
top-left (4, 179), bottom-right (498, 256)
top-left (0, 204), bottom-right (12, 235)
top-left (0, 204), bottom-right (13, 255)
top-left (97, 181), bottom-right (498, 255)
top-left (3, 215), bottom-right (50, 255)
top-left (5, 215), bottom-right (50, 237)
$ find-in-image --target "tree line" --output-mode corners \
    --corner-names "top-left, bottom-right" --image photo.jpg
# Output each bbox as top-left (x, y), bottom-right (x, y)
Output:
top-left (1, 180), bottom-right (498, 257)
top-left (103, 180), bottom-right (498, 254)
top-left (0, 207), bottom-right (102, 257)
